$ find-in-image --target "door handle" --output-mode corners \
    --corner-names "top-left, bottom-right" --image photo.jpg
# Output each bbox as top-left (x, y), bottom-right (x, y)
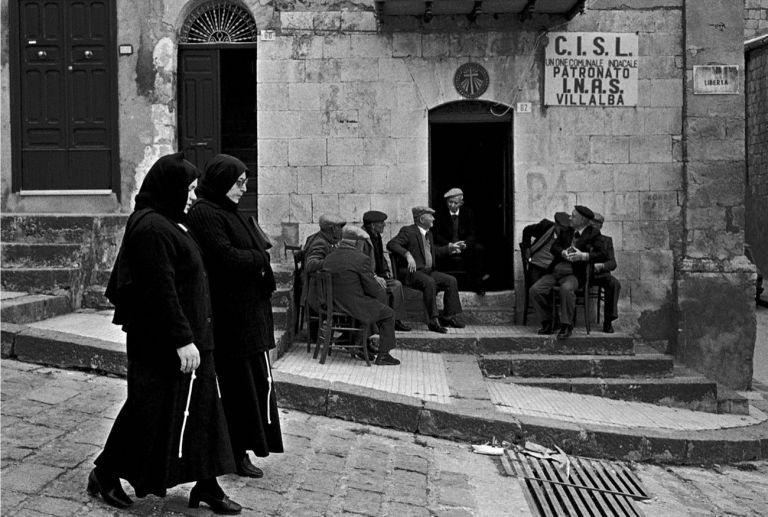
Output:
top-left (193, 142), bottom-right (207, 147)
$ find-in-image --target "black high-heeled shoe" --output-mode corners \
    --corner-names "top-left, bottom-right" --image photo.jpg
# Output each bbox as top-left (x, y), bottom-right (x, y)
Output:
top-left (189, 485), bottom-right (242, 515)
top-left (87, 468), bottom-right (133, 509)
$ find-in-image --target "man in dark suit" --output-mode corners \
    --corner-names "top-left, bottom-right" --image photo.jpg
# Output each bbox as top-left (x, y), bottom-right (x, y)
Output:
top-left (387, 206), bottom-right (464, 334)
top-left (529, 205), bottom-right (607, 339)
top-left (590, 212), bottom-right (621, 333)
top-left (361, 210), bottom-right (410, 332)
top-left (433, 188), bottom-right (488, 294)
top-left (522, 212), bottom-right (571, 286)
top-left (323, 226), bottom-right (400, 365)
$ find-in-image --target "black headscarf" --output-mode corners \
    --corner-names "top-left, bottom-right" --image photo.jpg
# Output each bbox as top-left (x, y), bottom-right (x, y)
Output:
top-left (106, 153), bottom-right (199, 324)
top-left (134, 152), bottom-right (200, 223)
top-left (196, 154), bottom-right (248, 211)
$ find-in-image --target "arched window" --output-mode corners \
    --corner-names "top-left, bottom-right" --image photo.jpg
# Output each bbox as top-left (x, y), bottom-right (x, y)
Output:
top-left (180, 1), bottom-right (258, 43)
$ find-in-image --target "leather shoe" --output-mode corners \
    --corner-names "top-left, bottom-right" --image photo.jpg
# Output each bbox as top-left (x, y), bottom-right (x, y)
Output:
top-left (375, 353), bottom-right (401, 366)
top-left (87, 468), bottom-right (133, 509)
top-left (189, 486), bottom-right (242, 515)
top-left (427, 321), bottom-right (448, 333)
top-left (556, 324), bottom-right (573, 340)
top-left (439, 317), bottom-right (465, 329)
top-left (537, 322), bottom-right (553, 335)
top-left (603, 322), bottom-right (615, 334)
top-left (237, 455), bottom-right (263, 478)
top-left (394, 320), bottom-right (411, 332)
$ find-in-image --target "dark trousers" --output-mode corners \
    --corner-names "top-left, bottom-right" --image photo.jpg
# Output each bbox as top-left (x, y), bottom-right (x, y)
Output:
top-left (385, 278), bottom-right (407, 320)
top-left (438, 243), bottom-right (486, 288)
top-left (369, 304), bottom-right (395, 354)
top-left (407, 269), bottom-right (462, 320)
top-left (530, 273), bottom-right (578, 326)
top-left (593, 274), bottom-right (621, 322)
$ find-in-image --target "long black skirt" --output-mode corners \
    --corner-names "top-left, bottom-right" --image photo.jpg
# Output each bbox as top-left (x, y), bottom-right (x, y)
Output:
top-left (216, 351), bottom-right (284, 458)
top-left (94, 351), bottom-right (236, 498)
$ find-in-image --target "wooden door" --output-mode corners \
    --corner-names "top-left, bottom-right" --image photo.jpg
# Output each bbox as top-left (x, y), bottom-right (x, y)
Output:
top-left (15, 0), bottom-right (117, 191)
top-left (178, 48), bottom-right (219, 169)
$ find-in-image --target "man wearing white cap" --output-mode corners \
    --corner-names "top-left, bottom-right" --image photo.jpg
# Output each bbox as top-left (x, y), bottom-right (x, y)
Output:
top-left (387, 206), bottom-right (464, 334)
top-left (434, 187), bottom-right (488, 295)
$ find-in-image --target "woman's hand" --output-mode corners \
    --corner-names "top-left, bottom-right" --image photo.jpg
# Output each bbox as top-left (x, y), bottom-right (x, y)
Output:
top-left (177, 343), bottom-right (200, 373)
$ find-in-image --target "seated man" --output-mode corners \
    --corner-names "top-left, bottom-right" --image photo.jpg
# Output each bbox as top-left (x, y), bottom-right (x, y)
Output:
top-left (387, 206), bottom-right (464, 334)
top-left (302, 214), bottom-right (346, 340)
top-left (529, 205), bottom-right (606, 339)
top-left (590, 212), bottom-right (621, 334)
top-left (433, 188), bottom-right (488, 294)
top-left (361, 210), bottom-right (411, 332)
top-left (522, 212), bottom-right (572, 286)
top-left (323, 226), bottom-right (401, 366)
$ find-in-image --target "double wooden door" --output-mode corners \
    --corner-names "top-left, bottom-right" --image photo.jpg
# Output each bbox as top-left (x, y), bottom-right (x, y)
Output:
top-left (13, 0), bottom-right (118, 192)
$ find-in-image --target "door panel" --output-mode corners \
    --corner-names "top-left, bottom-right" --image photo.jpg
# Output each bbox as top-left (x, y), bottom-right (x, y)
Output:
top-left (178, 49), bottom-right (220, 169)
top-left (17, 0), bottom-right (115, 190)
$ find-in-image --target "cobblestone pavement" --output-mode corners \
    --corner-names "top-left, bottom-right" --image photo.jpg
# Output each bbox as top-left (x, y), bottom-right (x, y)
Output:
top-left (3, 359), bottom-right (768, 516)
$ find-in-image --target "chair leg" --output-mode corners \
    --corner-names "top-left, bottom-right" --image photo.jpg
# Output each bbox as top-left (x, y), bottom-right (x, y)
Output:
top-left (319, 320), bottom-right (332, 364)
top-left (361, 327), bottom-right (371, 367)
top-left (523, 289), bottom-right (529, 326)
top-left (312, 318), bottom-right (323, 359)
top-left (585, 295), bottom-right (591, 335)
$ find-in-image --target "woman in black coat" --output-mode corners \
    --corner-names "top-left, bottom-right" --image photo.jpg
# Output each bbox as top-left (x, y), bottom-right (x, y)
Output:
top-left (89, 153), bottom-right (241, 515)
top-left (187, 154), bottom-right (283, 479)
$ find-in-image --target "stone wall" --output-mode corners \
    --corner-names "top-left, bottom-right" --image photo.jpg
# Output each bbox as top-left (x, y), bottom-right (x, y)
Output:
top-left (745, 0), bottom-right (768, 40)
top-left (675, 0), bottom-right (754, 390)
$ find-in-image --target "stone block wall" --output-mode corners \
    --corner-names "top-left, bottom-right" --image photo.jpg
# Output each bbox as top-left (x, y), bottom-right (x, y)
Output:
top-left (744, 0), bottom-right (768, 40)
top-left (746, 41), bottom-right (768, 276)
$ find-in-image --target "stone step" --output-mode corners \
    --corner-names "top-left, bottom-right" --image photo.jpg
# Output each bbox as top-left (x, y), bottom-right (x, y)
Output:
top-left (0, 293), bottom-right (73, 324)
top-left (481, 347), bottom-right (674, 378)
top-left (1, 268), bottom-right (80, 293)
top-left (1, 243), bottom-right (84, 268)
top-left (1, 214), bottom-right (97, 243)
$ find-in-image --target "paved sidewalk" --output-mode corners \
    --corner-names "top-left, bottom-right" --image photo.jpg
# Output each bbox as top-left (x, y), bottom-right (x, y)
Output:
top-left (3, 360), bottom-right (768, 517)
top-left (5, 309), bottom-right (768, 464)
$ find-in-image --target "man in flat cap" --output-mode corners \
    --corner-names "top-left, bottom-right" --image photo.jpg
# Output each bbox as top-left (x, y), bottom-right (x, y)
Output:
top-left (362, 210), bottom-right (411, 332)
top-left (433, 187), bottom-right (488, 295)
top-left (302, 214), bottom-right (346, 340)
top-left (323, 226), bottom-right (401, 365)
top-left (590, 212), bottom-right (621, 333)
top-left (530, 205), bottom-right (606, 339)
top-left (387, 206), bottom-right (464, 334)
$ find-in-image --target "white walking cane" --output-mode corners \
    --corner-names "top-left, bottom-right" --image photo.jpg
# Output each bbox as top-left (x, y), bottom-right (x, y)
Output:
top-left (178, 370), bottom-right (196, 458)
top-left (264, 351), bottom-right (273, 425)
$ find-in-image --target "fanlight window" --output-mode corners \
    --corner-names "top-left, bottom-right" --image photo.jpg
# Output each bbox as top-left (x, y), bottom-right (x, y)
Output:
top-left (180, 2), bottom-right (258, 43)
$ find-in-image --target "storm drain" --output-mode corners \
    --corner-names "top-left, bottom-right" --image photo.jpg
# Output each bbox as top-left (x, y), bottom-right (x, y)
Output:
top-left (501, 449), bottom-right (650, 517)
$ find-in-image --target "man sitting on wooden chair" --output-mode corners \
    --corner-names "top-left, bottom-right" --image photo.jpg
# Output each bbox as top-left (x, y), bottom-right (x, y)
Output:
top-left (387, 206), bottom-right (465, 334)
top-left (529, 205), bottom-right (607, 340)
top-left (323, 226), bottom-right (401, 366)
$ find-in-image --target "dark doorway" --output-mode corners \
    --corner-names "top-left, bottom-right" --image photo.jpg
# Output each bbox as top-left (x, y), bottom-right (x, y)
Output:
top-left (178, 45), bottom-right (258, 219)
top-left (11, 0), bottom-right (119, 193)
top-left (429, 103), bottom-right (514, 291)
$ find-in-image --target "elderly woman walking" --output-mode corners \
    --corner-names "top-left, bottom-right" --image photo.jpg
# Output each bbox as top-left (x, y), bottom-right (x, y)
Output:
top-left (187, 154), bottom-right (284, 479)
top-left (89, 153), bottom-right (241, 514)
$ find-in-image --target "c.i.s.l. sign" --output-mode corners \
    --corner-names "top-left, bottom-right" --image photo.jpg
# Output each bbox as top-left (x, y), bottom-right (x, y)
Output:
top-left (544, 32), bottom-right (639, 107)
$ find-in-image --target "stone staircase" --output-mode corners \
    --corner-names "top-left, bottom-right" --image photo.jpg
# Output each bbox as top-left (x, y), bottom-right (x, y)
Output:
top-left (285, 282), bottom-right (749, 415)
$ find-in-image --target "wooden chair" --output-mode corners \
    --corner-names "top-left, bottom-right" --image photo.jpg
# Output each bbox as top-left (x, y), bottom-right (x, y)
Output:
top-left (313, 271), bottom-right (371, 366)
top-left (552, 266), bottom-right (598, 334)
top-left (284, 243), bottom-right (305, 336)
top-left (519, 243), bottom-right (533, 325)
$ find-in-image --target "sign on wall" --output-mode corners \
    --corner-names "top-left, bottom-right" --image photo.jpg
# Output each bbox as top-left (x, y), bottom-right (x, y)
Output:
top-left (544, 32), bottom-right (639, 107)
top-left (693, 65), bottom-right (739, 94)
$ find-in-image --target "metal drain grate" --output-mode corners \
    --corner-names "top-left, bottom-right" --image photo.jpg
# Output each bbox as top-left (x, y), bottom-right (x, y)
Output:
top-left (502, 449), bottom-right (650, 517)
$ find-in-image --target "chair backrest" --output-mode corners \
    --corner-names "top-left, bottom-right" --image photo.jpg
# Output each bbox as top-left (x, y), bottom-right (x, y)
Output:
top-left (284, 243), bottom-right (304, 272)
top-left (388, 252), bottom-right (401, 282)
top-left (519, 243), bottom-right (531, 288)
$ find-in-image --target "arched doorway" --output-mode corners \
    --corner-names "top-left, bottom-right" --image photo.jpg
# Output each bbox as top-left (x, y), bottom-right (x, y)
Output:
top-left (429, 101), bottom-right (514, 291)
top-left (177, 1), bottom-right (258, 219)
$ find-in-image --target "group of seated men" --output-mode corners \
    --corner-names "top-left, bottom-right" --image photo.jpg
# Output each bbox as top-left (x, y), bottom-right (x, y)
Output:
top-left (300, 187), bottom-right (485, 365)
top-left (522, 205), bottom-right (621, 339)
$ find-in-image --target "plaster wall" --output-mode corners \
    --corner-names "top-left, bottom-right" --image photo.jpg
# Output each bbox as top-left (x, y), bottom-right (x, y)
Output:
top-left (1, 0), bottom-right (12, 208)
